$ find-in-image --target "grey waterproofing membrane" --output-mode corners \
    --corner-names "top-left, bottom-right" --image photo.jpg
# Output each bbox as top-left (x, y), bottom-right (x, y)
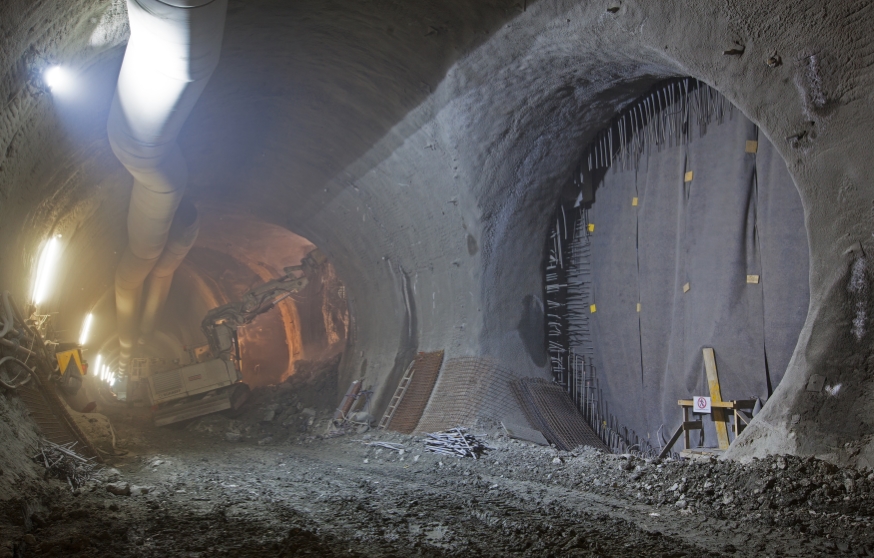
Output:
top-left (582, 93), bottom-right (808, 449)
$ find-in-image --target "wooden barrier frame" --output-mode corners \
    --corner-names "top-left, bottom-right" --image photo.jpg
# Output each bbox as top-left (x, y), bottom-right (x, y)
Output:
top-left (658, 399), bottom-right (757, 458)
top-left (657, 348), bottom-right (758, 459)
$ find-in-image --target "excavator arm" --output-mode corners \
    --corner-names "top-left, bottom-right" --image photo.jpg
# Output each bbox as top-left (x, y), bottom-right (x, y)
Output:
top-left (200, 268), bottom-right (308, 358)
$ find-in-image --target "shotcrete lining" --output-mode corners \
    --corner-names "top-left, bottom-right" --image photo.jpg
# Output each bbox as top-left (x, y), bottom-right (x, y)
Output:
top-left (1, 0), bottom-right (873, 463)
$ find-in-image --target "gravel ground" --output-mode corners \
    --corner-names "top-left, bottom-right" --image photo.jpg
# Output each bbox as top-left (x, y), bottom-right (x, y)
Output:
top-left (2, 392), bottom-right (874, 556)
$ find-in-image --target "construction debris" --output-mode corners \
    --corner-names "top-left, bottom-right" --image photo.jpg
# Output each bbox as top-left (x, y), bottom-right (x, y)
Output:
top-left (32, 440), bottom-right (101, 490)
top-left (423, 427), bottom-right (491, 459)
top-left (365, 441), bottom-right (407, 452)
top-left (333, 380), bottom-right (362, 422)
top-left (501, 421), bottom-right (549, 446)
top-left (106, 482), bottom-right (131, 496)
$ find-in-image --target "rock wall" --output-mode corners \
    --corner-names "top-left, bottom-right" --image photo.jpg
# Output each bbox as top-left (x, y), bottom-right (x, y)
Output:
top-left (0, 393), bottom-right (45, 500)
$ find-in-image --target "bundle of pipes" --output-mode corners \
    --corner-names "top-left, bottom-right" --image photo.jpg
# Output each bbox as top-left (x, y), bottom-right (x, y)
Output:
top-left (33, 441), bottom-right (101, 490)
top-left (423, 427), bottom-right (492, 459)
top-left (107, 0), bottom-right (227, 371)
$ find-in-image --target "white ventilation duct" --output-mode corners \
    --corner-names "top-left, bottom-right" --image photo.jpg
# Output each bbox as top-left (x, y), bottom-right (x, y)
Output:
top-left (107, 0), bottom-right (227, 371)
top-left (138, 198), bottom-right (200, 341)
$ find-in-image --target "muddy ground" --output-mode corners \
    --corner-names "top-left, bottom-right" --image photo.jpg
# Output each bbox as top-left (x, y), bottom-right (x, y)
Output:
top-left (3, 380), bottom-right (874, 557)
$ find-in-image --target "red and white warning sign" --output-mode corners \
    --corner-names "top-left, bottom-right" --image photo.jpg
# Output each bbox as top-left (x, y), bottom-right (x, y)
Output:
top-left (694, 396), bottom-right (712, 414)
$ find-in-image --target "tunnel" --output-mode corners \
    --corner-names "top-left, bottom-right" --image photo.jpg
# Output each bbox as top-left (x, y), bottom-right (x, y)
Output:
top-left (1, 0), bottom-right (874, 556)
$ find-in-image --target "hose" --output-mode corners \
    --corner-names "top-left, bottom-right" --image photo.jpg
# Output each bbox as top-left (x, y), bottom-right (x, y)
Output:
top-left (0, 356), bottom-right (34, 390)
top-left (0, 291), bottom-right (14, 339)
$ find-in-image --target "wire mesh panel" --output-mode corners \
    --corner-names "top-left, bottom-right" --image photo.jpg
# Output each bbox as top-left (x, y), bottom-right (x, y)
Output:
top-left (512, 377), bottom-right (608, 452)
top-left (15, 376), bottom-right (100, 460)
top-left (414, 357), bottom-right (521, 434)
top-left (386, 350), bottom-right (444, 434)
top-left (16, 382), bottom-right (78, 447)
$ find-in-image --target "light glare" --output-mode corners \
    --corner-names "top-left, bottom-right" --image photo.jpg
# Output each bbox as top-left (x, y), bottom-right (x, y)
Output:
top-left (79, 313), bottom-right (93, 346)
top-left (44, 66), bottom-right (71, 92)
top-left (32, 236), bottom-right (62, 305)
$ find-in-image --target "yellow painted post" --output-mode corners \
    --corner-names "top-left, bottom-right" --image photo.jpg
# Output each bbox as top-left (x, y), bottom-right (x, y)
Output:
top-left (702, 348), bottom-right (730, 449)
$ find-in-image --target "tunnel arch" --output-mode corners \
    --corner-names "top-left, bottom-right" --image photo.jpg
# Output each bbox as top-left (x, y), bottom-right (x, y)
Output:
top-left (0, 0), bottom-right (872, 466)
top-left (161, 210), bottom-right (349, 388)
top-left (540, 78), bottom-right (811, 454)
top-left (56, 207), bottom-right (349, 406)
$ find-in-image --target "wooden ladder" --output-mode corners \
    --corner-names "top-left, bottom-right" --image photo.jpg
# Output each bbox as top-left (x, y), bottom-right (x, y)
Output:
top-left (378, 361), bottom-right (416, 430)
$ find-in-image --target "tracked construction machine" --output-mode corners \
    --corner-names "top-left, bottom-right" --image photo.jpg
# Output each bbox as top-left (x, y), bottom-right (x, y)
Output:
top-left (142, 250), bottom-right (323, 426)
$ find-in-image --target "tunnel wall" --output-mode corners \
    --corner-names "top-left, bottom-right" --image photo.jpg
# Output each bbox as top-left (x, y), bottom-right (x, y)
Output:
top-left (577, 89), bottom-right (809, 450)
top-left (290, 0), bottom-right (874, 466)
top-left (2, 0), bottom-right (874, 466)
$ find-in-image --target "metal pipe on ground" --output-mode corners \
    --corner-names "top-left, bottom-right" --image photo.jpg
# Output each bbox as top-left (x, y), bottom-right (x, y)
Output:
top-left (107, 0), bottom-right (227, 371)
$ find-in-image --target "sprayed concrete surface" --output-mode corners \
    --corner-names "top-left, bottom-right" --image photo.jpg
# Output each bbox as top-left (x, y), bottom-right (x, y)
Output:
top-left (2, 0), bottom-right (874, 466)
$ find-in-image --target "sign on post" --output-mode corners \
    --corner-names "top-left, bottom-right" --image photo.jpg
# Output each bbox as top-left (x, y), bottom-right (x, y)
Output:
top-left (694, 396), bottom-right (712, 414)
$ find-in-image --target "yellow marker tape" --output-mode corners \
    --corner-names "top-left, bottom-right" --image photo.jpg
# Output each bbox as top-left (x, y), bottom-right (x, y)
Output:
top-left (636, 302), bottom-right (641, 312)
top-left (632, 197), bottom-right (639, 206)
top-left (683, 282), bottom-right (691, 293)
top-left (745, 140), bottom-right (759, 154)
top-left (684, 171), bottom-right (694, 182)
top-left (747, 274), bottom-right (760, 284)
top-left (587, 223), bottom-right (595, 233)
top-left (590, 304), bottom-right (597, 313)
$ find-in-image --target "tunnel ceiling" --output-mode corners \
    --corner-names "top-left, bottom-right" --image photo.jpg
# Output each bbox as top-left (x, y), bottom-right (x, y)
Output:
top-left (3, 0), bottom-right (874, 466)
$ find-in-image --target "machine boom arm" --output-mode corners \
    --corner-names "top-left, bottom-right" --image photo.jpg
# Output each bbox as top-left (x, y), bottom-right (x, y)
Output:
top-left (201, 266), bottom-right (309, 356)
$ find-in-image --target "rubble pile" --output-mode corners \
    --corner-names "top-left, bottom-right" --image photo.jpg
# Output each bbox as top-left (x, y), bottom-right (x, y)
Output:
top-left (354, 427), bottom-right (874, 553)
top-left (10, 414), bottom-right (874, 556)
top-left (477, 439), bottom-right (874, 554)
top-left (323, 430), bottom-right (874, 554)
top-left (557, 450), bottom-right (874, 517)
top-left (187, 355), bottom-right (341, 445)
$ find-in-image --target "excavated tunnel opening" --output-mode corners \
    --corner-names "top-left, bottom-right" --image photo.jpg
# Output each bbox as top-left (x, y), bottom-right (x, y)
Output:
top-left (73, 210), bottom-right (350, 415)
top-left (542, 78), bottom-right (810, 457)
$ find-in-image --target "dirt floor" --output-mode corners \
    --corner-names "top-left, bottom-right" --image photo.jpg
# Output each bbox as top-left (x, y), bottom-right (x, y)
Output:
top-left (4, 378), bottom-right (874, 557)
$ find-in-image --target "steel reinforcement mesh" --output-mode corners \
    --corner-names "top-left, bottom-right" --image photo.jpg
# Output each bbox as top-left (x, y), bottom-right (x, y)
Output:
top-left (15, 376), bottom-right (100, 459)
top-left (386, 350), bottom-right (445, 434)
top-left (414, 357), bottom-right (523, 434)
top-left (512, 377), bottom-right (608, 452)
top-left (16, 382), bottom-right (78, 447)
